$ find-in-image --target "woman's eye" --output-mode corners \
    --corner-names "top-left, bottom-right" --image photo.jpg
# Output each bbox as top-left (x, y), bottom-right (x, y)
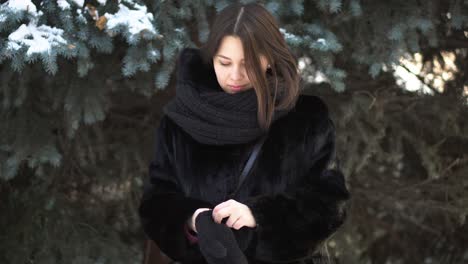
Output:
top-left (220, 62), bottom-right (230, 66)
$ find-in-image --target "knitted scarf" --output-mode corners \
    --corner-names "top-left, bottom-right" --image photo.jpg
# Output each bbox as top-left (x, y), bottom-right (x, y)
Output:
top-left (163, 48), bottom-right (290, 145)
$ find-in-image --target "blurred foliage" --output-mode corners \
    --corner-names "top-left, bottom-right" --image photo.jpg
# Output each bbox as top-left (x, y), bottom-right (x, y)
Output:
top-left (0, 0), bottom-right (467, 263)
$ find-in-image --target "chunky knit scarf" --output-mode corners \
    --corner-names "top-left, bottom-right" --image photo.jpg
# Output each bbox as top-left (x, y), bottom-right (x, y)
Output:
top-left (163, 48), bottom-right (290, 145)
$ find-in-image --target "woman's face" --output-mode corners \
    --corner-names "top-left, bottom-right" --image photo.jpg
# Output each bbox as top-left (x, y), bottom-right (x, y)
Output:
top-left (213, 35), bottom-right (269, 94)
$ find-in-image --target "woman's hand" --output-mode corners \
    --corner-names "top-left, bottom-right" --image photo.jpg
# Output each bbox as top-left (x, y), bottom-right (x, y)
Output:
top-left (212, 199), bottom-right (257, 230)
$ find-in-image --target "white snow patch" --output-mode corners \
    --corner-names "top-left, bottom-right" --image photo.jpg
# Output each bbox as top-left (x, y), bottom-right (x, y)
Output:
top-left (316, 38), bottom-right (327, 45)
top-left (279, 28), bottom-right (300, 43)
top-left (72, 0), bottom-right (84, 7)
top-left (97, 0), bottom-right (107, 5)
top-left (7, 23), bottom-right (67, 55)
top-left (104, 3), bottom-right (156, 37)
top-left (7, 41), bottom-right (22, 51)
top-left (0, 13), bottom-right (6, 23)
top-left (6, 0), bottom-right (37, 15)
top-left (76, 8), bottom-right (86, 23)
top-left (57, 0), bottom-right (71, 10)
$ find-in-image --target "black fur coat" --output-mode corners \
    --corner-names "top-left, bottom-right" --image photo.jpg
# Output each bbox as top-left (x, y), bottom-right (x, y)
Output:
top-left (138, 50), bottom-right (350, 264)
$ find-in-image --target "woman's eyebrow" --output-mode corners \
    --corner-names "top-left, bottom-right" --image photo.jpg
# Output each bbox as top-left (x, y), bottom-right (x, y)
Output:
top-left (216, 55), bottom-right (244, 61)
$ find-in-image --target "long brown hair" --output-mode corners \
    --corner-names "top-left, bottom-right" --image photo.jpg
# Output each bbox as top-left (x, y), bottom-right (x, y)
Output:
top-left (201, 3), bottom-right (301, 131)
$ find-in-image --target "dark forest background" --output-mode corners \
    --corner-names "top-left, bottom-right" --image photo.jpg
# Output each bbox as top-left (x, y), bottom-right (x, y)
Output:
top-left (0, 0), bottom-right (467, 263)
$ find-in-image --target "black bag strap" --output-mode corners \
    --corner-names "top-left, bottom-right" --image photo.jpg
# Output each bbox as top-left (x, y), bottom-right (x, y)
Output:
top-left (229, 134), bottom-right (268, 197)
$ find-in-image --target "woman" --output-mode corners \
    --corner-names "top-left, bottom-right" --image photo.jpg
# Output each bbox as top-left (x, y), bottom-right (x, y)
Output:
top-left (139, 3), bottom-right (350, 264)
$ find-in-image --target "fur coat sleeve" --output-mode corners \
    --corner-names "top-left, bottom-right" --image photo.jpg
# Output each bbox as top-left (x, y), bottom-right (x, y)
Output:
top-left (138, 116), bottom-right (211, 263)
top-left (243, 108), bottom-right (350, 262)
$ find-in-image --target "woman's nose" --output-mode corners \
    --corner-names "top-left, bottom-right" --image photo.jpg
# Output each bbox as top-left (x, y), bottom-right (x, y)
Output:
top-left (230, 67), bottom-right (244, 80)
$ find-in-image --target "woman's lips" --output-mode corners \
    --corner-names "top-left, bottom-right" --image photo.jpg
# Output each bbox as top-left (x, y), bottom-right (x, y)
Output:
top-left (229, 85), bottom-right (245, 91)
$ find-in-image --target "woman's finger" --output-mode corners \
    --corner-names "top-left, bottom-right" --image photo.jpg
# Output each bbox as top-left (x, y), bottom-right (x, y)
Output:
top-left (212, 206), bottom-right (233, 223)
top-left (225, 214), bottom-right (241, 228)
top-left (213, 199), bottom-right (235, 212)
top-left (232, 217), bottom-right (245, 230)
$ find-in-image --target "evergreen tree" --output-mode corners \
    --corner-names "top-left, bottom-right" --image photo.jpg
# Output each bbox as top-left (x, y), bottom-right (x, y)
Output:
top-left (0, 0), bottom-right (467, 263)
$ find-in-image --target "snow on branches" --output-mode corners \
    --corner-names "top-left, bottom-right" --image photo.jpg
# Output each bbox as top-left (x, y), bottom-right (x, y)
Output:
top-left (0, 0), bottom-right (161, 74)
top-left (7, 23), bottom-right (67, 56)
